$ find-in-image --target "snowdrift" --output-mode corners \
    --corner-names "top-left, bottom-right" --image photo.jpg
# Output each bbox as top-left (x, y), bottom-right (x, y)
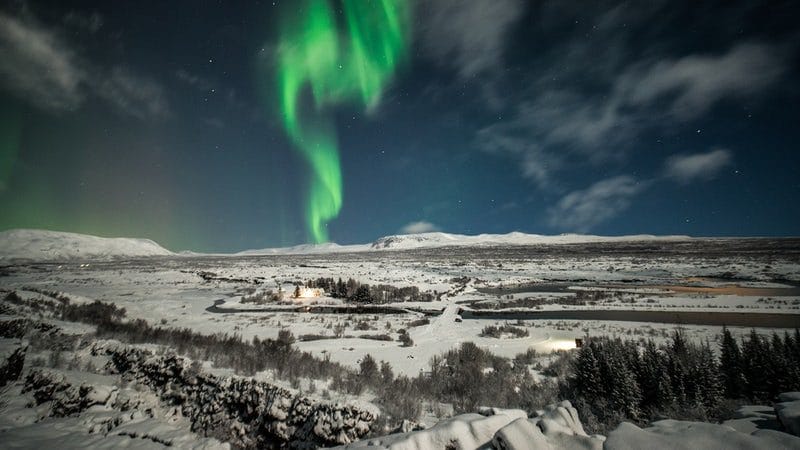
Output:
top-left (338, 399), bottom-right (800, 450)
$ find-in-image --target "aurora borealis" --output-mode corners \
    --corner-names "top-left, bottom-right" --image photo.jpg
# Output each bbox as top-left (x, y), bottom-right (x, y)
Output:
top-left (0, 1), bottom-right (799, 252)
top-left (276, 0), bottom-right (410, 243)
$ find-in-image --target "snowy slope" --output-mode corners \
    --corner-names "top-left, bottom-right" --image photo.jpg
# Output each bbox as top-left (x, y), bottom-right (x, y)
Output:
top-left (236, 242), bottom-right (370, 256)
top-left (0, 228), bottom-right (694, 260)
top-left (239, 232), bottom-right (692, 255)
top-left (369, 231), bottom-right (692, 250)
top-left (0, 229), bottom-right (173, 261)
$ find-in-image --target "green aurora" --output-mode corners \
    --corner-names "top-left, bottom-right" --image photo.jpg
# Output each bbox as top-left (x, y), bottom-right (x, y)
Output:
top-left (276, 0), bottom-right (410, 243)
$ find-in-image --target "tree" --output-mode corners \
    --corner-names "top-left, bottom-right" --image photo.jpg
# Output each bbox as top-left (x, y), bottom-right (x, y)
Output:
top-left (638, 340), bottom-right (674, 412)
top-left (399, 330), bottom-right (414, 347)
top-left (720, 326), bottom-right (744, 399)
top-left (742, 329), bottom-right (770, 401)
top-left (380, 360), bottom-right (394, 384)
top-left (359, 354), bottom-right (379, 385)
top-left (293, 285), bottom-right (301, 298)
top-left (573, 340), bottom-right (603, 402)
top-left (352, 285), bottom-right (371, 303)
top-left (692, 342), bottom-right (722, 412)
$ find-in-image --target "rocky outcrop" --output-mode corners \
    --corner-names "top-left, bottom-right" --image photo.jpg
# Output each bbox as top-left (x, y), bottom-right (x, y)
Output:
top-left (775, 392), bottom-right (800, 437)
top-left (23, 369), bottom-right (116, 417)
top-left (0, 318), bottom-right (58, 339)
top-left (604, 420), bottom-right (800, 450)
top-left (0, 342), bottom-right (26, 386)
top-left (340, 401), bottom-right (604, 450)
top-left (93, 341), bottom-right (375, 449)
top-left (340, 399), bottom-right (800, 450)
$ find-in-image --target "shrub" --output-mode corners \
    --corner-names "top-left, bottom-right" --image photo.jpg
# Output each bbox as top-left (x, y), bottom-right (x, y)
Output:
top-left (479, 324), bottom-right (529, 338)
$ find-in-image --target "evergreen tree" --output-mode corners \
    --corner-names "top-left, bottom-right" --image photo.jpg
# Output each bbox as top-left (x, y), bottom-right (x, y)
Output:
top-left (380, 360), bottom-right (394, 384)
top-left (359, 354), bottom-right (379, 385)
top-left (668, 331), bottom-right (689, 406)
top-left (784, 332), bottom-right (800, 391)
top-left (769, 332), bottom-right (789, 397)
top-left (638, 340), bottom-right (674, 412)
top-left (692, 342), bottom-right (722, 412)
top-left (741, 330), bottom-right (769, 400)
top-left (720, 326), bottom-right (744, 399)
top-left (607, 354), bottom-right (642, 421)
top-left (353, 285), bottom-right (371, 303)
top-left (346, 278), bottom-right (358, 298)
top-left (573, 340), bottom-right (604, 401)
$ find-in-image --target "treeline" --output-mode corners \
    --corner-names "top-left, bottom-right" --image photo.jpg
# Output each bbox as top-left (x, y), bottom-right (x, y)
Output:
top-left (95, 319), bottom-right (351, 382)
top-left (351, 343), bottom-right (554, 425)
top-left (304, 278), bottom-right (435, 303)
top-left (567, 328), bottom-right (800, 432)
top-left (3, 291), bottom-right (126, 327)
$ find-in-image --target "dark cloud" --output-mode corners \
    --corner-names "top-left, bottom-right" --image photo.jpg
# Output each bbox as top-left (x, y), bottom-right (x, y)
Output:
top-left (462, 1), bottom-right (791, 199)
top-left (0, 10), bottom-right (169, 119)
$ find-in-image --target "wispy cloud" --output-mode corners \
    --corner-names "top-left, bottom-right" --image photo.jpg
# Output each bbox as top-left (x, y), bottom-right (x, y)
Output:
top-left (547, 176), bottom-right (648, 232)
top-left (664, 148), bottom-right (732, 183)
top-left (97, 67), bottom-right (170, 119)
top-left (0, 11), bottom-right (85, 111)
top-left (623, 42), bottom-right (785, 119)
top-left (399, 221), bottom-right (440, 234)
top-left (63, 11), bottom-right (103, 34)
top-left (0, 10), bottom-right (169, 119)
top-left (416, 0), bottom-right (524, 79)
top-left (547, 147), bottom-right (734, 231)
top-left (479, 41), bottom-right (785, 186)
top-left (175, 69), bottom-right (214, 92)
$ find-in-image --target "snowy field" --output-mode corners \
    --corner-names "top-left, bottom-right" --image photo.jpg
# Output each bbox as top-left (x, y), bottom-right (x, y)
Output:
top-left (2, 236), bottom-right (799, 376)
top-left (3, 232), bottom-right (800, 448)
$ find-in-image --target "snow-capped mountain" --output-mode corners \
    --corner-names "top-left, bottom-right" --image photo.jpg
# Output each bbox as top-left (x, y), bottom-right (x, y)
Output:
top-left (369, 231), bottom-right (692, 250)
top-left (0, 229), bottom-right (173, 261)
top-left (235, 242), bottom-right (369, 256)
top-left (0, 228), bottom-right (694, 261)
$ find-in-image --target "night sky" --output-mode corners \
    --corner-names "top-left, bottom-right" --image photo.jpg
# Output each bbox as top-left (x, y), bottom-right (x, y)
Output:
top-left (1, 0), bottom-right (799, 252)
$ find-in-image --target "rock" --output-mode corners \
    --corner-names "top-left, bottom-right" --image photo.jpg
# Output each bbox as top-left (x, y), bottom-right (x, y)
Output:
top-left (491, 401), bottom-right (604, 450)
top-left (493, 417), bottom-right (603, 450)
top-left (391, 419), bottom-right (424, 434)
top-left (778, 392), bottom-right (800, 403)
top-left (338, 402), bottom-right (604, 450)
top-left (775, 392), bottom-right (800, 437)
top-left (604, 419), bottom-right (800, 450)
top-left (722, 405), bottom-right (781, 434)
top-left (22, 369), bottom-right (115, 417)
top-left (0, 343), bottom-right (26, 387)
top-left (90, 342), bottom-right (376, 448)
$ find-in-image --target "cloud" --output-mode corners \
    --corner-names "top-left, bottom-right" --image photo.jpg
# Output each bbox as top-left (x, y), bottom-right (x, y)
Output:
top-left (664, 148), bottom-right (732, 183)
top-left (479, 41), bottom-right (785, 185)
top-left (98, 67), bottom-right (170, 119)
top-left (63, 11), bottom-right (103, 33)
top-left (416, 0), bottom-right (524, 78)
top-left (624, 42), bottom-right (785, 119)
top-left (0, 11), bottom-right (85, 111)
top-left (0, 11), bottom-right (169, 119)
top-left (175, 69), bottom-right (214, 91)
top-left (548, 176), bottom-right (647, 232)
top-left (399, 221), bottom-right (440, 234)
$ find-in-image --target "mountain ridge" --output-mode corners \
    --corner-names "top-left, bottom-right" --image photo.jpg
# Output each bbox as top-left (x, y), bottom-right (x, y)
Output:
top-left (0, 228), bottom-right (698, 261)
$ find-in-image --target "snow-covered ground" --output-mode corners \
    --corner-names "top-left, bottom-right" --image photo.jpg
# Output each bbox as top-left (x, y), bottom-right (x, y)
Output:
top-left (1, 232), bottom-right (798, 376)
top-left (0, 229), bottom-right (172, 261)
top-left (2, 230), bottom-right (800, 448)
